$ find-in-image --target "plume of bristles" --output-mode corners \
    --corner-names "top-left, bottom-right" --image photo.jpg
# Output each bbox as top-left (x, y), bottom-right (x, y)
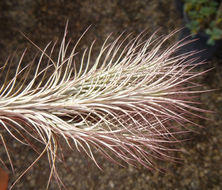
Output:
top-left (0, 26), bottom-right (208, 188)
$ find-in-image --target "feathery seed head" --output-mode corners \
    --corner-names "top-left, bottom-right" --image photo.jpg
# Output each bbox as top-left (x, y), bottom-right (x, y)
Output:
top-left (0, 27), bottom-right (208, 188)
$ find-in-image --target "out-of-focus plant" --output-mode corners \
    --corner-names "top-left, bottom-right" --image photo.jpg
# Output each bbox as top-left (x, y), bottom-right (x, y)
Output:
top-left (0, 26), bottom-right (209, 189)
top-left (184, 0), bottom-right (222, 45)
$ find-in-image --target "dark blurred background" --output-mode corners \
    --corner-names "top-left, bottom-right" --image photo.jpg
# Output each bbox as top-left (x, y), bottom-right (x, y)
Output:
top-left (0, 0), bottom-right (221, 189)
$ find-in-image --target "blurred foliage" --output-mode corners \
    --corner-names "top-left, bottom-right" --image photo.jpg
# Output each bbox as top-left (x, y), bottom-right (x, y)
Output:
top-left (184, 0), bottom-right (222, 45)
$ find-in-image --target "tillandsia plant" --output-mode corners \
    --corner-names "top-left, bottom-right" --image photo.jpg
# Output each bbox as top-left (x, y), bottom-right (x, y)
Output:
top-left (0, 25), bottom-right (209, 189)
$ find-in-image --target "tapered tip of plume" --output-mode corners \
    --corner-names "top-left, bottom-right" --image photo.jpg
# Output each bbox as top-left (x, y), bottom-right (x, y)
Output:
top-left (0, 25), bottom-right (209, 188)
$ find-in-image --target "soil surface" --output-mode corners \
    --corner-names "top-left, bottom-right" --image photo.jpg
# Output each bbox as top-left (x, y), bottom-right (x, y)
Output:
top-left (0, 0), bottom-right (221, 190)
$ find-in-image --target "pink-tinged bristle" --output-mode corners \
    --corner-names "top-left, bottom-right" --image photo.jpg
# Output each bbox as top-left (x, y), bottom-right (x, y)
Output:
top-left (0, 26), bottom-right (209, 189)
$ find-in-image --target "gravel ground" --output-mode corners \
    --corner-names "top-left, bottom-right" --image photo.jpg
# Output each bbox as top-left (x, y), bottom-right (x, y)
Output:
top-left (0, 0), bottom-right (222, 190)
